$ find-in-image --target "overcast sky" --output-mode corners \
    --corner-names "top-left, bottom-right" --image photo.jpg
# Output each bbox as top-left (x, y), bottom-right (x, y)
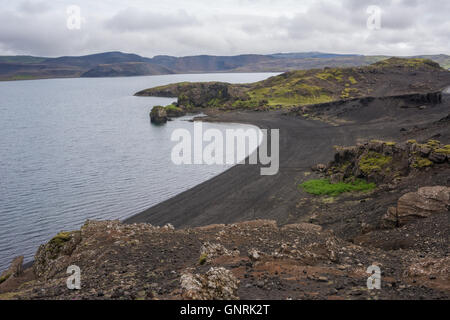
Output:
top-left (0, 0), bottom-right (448, 57)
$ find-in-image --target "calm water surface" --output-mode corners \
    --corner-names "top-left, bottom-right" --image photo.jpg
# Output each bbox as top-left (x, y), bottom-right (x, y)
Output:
top-left (0, 73), bottom-right (276, 271)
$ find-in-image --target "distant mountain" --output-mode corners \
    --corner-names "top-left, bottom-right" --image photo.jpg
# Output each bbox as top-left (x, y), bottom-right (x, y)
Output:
top-left (80, 62), bottom-right (173, 77)
top-left (269, 52), bottom-right (361, 59)
top-left (149, 54), bottom-right (275, 73)
top-left (43, 51), bottom-right (151, 68)
top-left (0, 51), bottom-right (449, 81)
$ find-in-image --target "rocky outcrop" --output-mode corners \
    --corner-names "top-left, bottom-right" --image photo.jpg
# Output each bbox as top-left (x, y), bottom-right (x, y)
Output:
top-left (33, 231), bottom-right (81, 279)
top-left (150, 106), bottom-right (168, 124)
top-left (0, 256), bottom-right (23, 286)
top-left (383, 186), bottom-right (450, 227)
top-left (165, 105), bottom-right (186, 117)
top-left (136, 82), bottom-right (249, 109)
top-left (180, 267), bottom-right (239, 300)
top-left (325, 139), bottom-right (449, 184)
top-left (200, 242), bottom-right (239, 264)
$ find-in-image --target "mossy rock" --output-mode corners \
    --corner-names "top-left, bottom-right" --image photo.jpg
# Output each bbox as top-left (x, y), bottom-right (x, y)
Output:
top-left (165, 105), bottom-right (186, 117)
top-left (359, 151), bottom-right (392, 175)
top-left (150, 106), bottom-right (168, 124)
top-left (49, 232), bottom-right (72, 246)
top-left (199, 253), bottom-right (208, 265)
top-left (434, 145), bottom-right (450, 155)
top-left (426, 140), bottom-right (441, 148)
top-left (33, 230), bottom-right (81, 278)
top-left (412, 157), bottom-right (433, 168)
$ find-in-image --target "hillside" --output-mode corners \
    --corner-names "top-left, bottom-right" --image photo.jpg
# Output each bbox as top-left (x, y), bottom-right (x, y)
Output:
top-left (1, 51), bottom-right (449, 81)
top-left (80, 62), bottom-right (174, 77)
top-left (135, 58), bottom-right (450, 110)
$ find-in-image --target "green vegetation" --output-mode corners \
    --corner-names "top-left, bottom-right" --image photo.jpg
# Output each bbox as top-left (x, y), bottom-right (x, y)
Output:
top-left (434, 145), bottom-right (450, 155)
top-left (340, 87), bottom-right (359, 99)
top-left (0, 273), bottom-right (11, 284)
top-left (4, 75), bottom-right (39, 81)
top-left (426, 140), bottom-right (440, 148)
top-left (315, 68), bottom-right (344, 82)
top-left (165, 104), bottom-right (183, 112)
top-left (49, 232), bottom-right (71, 246)
top-left (199, 253), bottom-right (208, 265)
top-left (348, 76), bottom-right (357, 84)
top-left (412, 157), bottom-right (433, 168)
top-left (359, 152), bottom-right (392, 174)
top-left (373, 57), bottom-right (440, 69)
top-left (247, 79), bottom-right (333, 107)
top-left (300, 179), bottom-right (376, 196)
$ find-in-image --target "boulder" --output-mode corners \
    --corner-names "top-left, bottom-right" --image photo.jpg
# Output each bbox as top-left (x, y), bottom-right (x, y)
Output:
top-left (180, 267), bottom-right (239, 300)
top-left (200, 242), bottom-right (239, 263)
top-left (150, 106), bottom-right (168, 124)
top-left (428, 151), bottom-right (447, 163)
top-left (383, 186), bottom-right (450, 227)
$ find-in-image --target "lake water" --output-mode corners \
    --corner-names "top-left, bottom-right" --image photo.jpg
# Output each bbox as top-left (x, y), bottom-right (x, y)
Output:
top-left (0, 72), bottom-right (276, 271)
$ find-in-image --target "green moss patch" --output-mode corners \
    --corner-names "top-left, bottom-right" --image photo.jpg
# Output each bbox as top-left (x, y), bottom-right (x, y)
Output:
top-left (199, 253), bottom-right (208, 265)
top-left (0, 273), bottom-right (11, 284)
top-left (434, 145), bottom-right (450, 155)
top-left (49, 232), bottom-right (71, 246)
top-left (359, 152), bottom-right (392, 174)
top-left (300, 179), bottom-right (376, 196)
top-left (426, 140), bottom-right (441, 148)
top-left (412, 157), bottom-right (433, 168)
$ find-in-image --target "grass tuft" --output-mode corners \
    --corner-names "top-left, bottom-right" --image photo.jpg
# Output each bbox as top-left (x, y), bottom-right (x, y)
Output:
top-left (300, 179), bottom-right (376, 196)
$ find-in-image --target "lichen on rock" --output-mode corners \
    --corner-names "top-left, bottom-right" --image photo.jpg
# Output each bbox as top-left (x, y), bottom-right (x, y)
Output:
top-left (180, 267), bottom-right (239, 300)
top-left (33, 230), bottom-right (81, 279)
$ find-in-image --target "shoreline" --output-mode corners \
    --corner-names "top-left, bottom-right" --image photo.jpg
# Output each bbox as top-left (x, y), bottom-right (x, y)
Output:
top-left (15, 92), bottom-right (450, 273)
top-left (124, 91), bottom-right (450, 228)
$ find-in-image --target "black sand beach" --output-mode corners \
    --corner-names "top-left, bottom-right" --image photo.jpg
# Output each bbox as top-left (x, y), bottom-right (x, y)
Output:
top-left (125, 91), bottom-right (450, 228)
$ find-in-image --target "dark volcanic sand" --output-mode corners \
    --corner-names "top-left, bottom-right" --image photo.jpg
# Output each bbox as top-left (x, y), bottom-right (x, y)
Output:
top-left (125, 91), bottom-right (450, 228)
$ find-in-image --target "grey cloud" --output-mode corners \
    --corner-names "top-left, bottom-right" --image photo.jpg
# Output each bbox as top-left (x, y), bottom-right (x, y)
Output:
top-left (0, 0), bottom-right (448, 57)
top-left (17, 0), bottom-right (51, 14)
top-left (104, 7), bottom-right (200, 32)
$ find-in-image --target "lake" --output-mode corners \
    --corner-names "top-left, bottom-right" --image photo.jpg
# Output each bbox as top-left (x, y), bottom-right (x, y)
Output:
top-left (0, 72), bottom-right (276, 271)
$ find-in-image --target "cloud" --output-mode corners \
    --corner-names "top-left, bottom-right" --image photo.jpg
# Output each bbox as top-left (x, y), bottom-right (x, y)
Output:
top-left (17, 0), bottom-right (51, 15)
top-left (0, 0), bottom-right (448, 57)
top-left (104, 7), bottom-right (200, 32)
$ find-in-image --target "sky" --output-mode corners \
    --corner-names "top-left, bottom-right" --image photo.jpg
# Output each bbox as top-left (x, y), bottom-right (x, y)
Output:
top-left (0, 0), bottom-right (449, 57)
